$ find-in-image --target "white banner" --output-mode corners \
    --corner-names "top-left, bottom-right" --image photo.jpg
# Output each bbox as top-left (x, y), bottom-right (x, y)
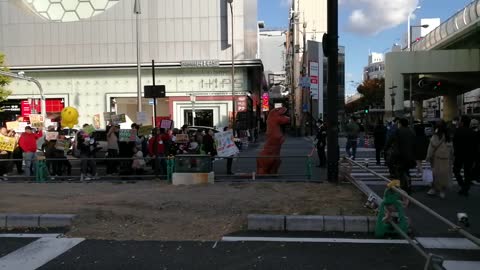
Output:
top-left (214, 130), bottom-right (239, 157)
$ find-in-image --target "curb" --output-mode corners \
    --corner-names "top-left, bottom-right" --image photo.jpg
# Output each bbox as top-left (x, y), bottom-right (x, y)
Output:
top-left (0, 213), bottom-right (76, 229)
top-left (248, 214), bottom-right (376, 233)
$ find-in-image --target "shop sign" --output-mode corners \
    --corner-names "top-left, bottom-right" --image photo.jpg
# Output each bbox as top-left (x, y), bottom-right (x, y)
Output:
top-left (261, 93), bottom-right (269, 112)
top-left (181, 60), bottom-right (220, 68)
top-left (236, 96), bottom-right (247, 112)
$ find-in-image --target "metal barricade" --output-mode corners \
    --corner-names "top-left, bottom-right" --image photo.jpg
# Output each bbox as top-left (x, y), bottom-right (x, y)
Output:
top-left (346, 157), bottom-right (480, 270)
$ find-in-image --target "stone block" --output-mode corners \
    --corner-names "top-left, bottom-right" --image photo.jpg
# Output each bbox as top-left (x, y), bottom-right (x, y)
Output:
top-left (39, 214), bottom-right (76, 228)
top-left (324, 216), bottom-right (345, 232)
top-left (6, 214), bottom-right (39, 228)
top-left (368, 216), bottom-right (377, 233)
top-left (248, 214), bottom-right (285, 231)
top-left (344, 216), bottom-right (368, 233)
top-left (286, 215), bottom-right (324, 231)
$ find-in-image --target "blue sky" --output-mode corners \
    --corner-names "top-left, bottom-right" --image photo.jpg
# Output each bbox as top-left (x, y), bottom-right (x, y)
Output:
top-left (258, 0), bottom-right (474, 95)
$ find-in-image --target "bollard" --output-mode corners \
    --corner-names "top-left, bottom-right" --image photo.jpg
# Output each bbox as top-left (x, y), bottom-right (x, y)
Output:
top-left (306, 156), bottom-right (312, 180)
top-left (35, 158), bottom-right (48, 182)
top-left (166, 157), bottom-right (175, 183)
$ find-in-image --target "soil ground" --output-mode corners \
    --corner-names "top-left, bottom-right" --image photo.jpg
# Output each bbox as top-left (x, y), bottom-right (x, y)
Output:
top-left (0, 182), bottom-right (371, 240)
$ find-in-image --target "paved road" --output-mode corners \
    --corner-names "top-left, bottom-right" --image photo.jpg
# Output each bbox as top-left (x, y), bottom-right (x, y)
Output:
top-left (2, 234), bottom-right (480, 270)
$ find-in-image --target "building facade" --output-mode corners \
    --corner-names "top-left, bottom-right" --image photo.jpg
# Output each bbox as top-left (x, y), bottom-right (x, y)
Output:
top-left (363, 52), bottom-right (385, 80)
top-left (0, 0), bottom-right (263, 129)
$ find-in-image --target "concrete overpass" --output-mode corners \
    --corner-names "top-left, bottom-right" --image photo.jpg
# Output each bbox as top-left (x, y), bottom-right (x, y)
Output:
top-left (385, 0), bottom-right (480, 121)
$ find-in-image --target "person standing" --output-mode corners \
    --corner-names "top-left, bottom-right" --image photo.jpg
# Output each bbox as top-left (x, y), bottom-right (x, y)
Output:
top-left (148, 128), bottom-right (170, 177)
top-left (223, 127), bottom-right (234, 175)
top-left (18, 126), bottom-right (43, 177)
top-left (470, 119), bottom-right (480, 185)
top-left (202, 129), bottom-right (216, 157)
top-left (426, 120), bottom-right (453, 199)
top-left (414, 124), bottom-right (429, 177)
top-left (453, 116), bottom-right (475, 196)
top-left (106, 124), bottom-right (120, 175)
top-left (345, 117), bottom-right (360, 160)
top-left (373, 120), bottom-right (387, 165)
top-left (77, 125), bottom-right (98, 181)
top-left (315, 120), bottom-right (327, 167)
top-left (385, 118), bottom-right (416, 194)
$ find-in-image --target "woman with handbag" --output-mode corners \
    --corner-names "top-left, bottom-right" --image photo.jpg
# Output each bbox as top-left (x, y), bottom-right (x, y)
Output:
top-left (426, 120), bottom-right (453, 199)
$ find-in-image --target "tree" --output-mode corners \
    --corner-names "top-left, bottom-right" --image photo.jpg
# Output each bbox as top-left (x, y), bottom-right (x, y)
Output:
top-left (0, 53), bottom-right (12, 105)
top-left (356, 78), bottom-right (385, 108)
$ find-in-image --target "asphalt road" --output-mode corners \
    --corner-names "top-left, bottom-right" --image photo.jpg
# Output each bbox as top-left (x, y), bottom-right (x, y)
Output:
top-left (0, 238), bottom-right (422, 270)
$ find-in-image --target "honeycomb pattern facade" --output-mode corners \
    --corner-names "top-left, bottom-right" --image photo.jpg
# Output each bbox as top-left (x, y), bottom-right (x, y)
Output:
top-left (23, 0), bottom-right (120, 22)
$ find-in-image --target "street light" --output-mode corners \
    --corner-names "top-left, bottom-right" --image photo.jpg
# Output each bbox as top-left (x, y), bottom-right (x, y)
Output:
top-left (409, 23), bottom-right (429, 125)
top-left (0, 70), bottom-right (46, 121)
top-left (227, 0), bottom-right (235, 131)
top-left (134, 0), bottom-right (142, 113)
top-left (190, 94), bottom-right (196, 126)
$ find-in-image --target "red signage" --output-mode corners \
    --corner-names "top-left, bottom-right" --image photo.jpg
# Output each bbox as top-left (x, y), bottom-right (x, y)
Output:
top-left (310, 76), bottom-right (319, 84)
top-left (236, 96), bottom-right (247, 112)
top-left (261, 93), bottom-right (269, 112)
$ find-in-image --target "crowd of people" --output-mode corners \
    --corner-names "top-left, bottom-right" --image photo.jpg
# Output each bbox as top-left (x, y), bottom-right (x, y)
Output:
top-left (0, 123), bottom-right (234, 181)
top-left (365, 116), bottom-right (480, 198)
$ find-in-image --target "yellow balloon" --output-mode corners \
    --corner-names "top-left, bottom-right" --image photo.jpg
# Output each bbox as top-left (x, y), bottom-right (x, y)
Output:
top-left (60, 107), bottom-right (79, 128)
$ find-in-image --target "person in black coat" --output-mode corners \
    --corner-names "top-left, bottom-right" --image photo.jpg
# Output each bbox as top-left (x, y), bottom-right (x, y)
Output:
top-left (373, 120), bottom-right (386, 165)
top-left (414, 124), bottom-right (429, 177)
top-left (453, 116), bottom-right (476, 196)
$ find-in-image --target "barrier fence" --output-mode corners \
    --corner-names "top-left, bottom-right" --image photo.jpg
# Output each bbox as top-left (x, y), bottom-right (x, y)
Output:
top-left (346, 157), bottom-right (480, 270)
top-left (0, 154), bottom-right (315, 182)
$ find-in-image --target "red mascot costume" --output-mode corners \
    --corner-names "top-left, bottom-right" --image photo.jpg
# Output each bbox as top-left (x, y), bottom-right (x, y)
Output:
top-left (256, 107), bottom-right (290, 175)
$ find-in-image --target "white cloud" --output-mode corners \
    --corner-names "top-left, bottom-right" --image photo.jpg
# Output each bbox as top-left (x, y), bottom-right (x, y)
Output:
top-left (280, 0), bottom-right (292, 8)
top-left (343, 0), bottom-right (419, 35)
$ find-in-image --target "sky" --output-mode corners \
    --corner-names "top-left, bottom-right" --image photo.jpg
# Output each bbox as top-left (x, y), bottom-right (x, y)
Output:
top-left (258, 0), bottom-right (474, 96)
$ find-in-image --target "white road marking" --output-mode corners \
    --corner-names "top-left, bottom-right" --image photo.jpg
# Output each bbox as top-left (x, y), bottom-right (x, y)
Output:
top-left (0, 234), bottom-right (61, 238)
top-left (416, 237), bottom-right (480, 250)
top-left (0, 237), bottom-right (84, 270)
top-left (443, 260), bottom-right (480, 270)
top-left (221, 236), bottom-right (410, 244)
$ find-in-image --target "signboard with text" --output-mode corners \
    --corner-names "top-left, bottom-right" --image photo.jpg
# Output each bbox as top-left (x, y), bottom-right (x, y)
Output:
top-left (138, 125), bottom-right (153, 136)
top-left (214, 130), bottom-right (239, 157)
top-left (0, 136), bottom-right (16, 152)
top-left (261, 93), bottom-right (269, 112)
top-left (236, 96), bottom-right (247, 112)
top-left (119, 129), bottom-right (137, 142)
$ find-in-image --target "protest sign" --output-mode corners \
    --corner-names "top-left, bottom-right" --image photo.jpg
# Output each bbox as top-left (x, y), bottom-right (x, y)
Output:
top-left (46, 132), bottom-right (59, 141)
top-left (15, 122), bottom-right (28, 133)
top-left (138, 125), bottom-right (153, 136)
top-left (111, 114), bottom-right (127, 125)
top-left (103, 112), bottom-right (114, 122)
top-left (29, 114), bottom-right (44, 128)
top-left (6, 121), bottom-right (19, 131)
top-left (136, 112), bottom-right (147, 125)
top-left (214, 130), bottom-right (239, 157)
top-left (0, 136), bottom-right (16, 152)
top-left (83, 125), bottom-right (95, 135)
top-left (160, 119), bottom-right (173, 129)
top-left (93, 114), bottom-right (101, 129)
top-left (175, 134), bottom-right (189, 144)
top-left (119, 129), bottom-right (136, 142)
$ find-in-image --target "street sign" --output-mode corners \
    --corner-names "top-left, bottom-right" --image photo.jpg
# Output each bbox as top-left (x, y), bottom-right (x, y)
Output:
top-left (149, 99), bottom-right (154, 105)
top-left (144, 85), bottom-right (166, 98)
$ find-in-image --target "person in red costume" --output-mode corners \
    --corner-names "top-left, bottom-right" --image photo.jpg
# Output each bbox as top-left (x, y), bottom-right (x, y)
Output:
top-left (18, 126), bottom-right (43, 177)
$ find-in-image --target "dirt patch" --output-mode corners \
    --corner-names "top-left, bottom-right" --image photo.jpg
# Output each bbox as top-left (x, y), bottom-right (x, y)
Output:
top-left (0, 182), bottom-right (371, 240)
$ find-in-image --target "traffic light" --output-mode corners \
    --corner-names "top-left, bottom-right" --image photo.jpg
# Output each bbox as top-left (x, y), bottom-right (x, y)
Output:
top-left (433, 81), bottom-right (441, 91)
top-left (364, 106), bottom-right (370, 114)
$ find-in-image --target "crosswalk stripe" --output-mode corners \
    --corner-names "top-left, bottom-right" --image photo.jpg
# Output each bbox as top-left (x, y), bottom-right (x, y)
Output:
top-left (443, 260), bottom-right (480, 270)
top-left (0, 237), bottom-right (84, 270)
top-left (416, 237), bottom-right (480, 250)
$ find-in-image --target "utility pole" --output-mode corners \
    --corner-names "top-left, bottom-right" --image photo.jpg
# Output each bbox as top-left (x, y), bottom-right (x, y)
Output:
top-left (326, 0), bottom-right (339, 183)
top-left (293, 0), bottom-right (302, 136)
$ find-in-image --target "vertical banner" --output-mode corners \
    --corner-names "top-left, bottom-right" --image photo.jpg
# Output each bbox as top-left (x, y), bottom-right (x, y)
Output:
top-left (261, 93), bottom-right (269, 112)
top-left (309, 61), bottom-right (319, 100)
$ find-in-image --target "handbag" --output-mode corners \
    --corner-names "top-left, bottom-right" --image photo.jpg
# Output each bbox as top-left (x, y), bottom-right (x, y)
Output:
top-left (422, 167), bottom-right (433, 183)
